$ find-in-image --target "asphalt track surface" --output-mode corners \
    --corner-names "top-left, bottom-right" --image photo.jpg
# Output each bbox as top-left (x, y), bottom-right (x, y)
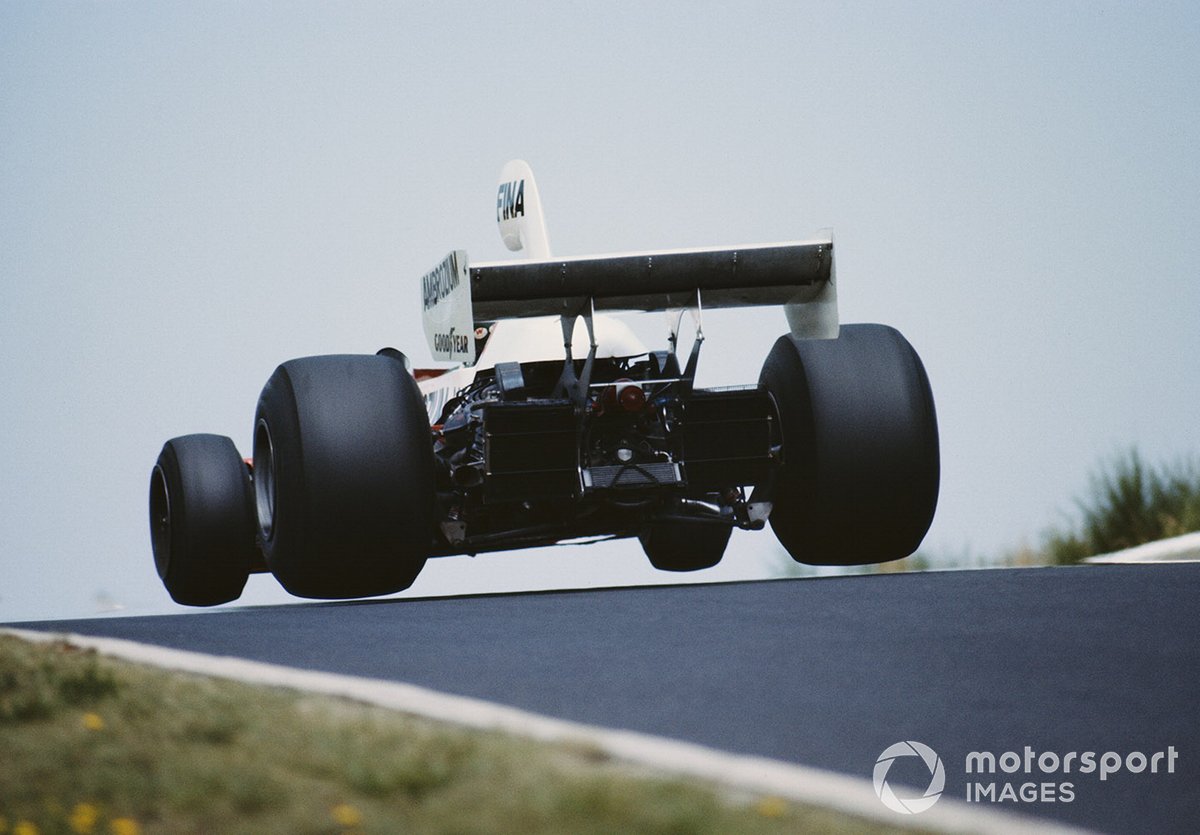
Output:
top-left (13, 565), bottom-right (1199, 834)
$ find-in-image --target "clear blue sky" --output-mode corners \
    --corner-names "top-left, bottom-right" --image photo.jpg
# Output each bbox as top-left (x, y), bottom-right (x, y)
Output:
top-left (2, 2), bottom-right (1198, 621)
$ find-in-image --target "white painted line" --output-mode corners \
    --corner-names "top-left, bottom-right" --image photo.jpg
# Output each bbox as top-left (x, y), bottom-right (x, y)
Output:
top-left (2, 628), bottom-right (1092, 835)
top-left (1084, 531), bottom-right (1200, 564)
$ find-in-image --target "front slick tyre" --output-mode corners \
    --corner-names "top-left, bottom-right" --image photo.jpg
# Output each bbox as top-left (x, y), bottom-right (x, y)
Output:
top-left (254, 355), bottom-right (435, 599)
top-left (760, 324), bottom-right (939, 565)
top-left (150, 434), bottom-right (256, 606)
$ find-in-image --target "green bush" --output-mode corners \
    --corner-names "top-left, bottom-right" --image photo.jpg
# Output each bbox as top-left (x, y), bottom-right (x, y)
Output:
top-left (1048, 449), bottom-right (1200, 564)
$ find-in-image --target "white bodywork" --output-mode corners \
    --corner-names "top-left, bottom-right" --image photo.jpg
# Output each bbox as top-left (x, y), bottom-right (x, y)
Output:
top-left (416, 159), bottom-right (837, 424)
top-left (418, 161), bottom-right (644, 421)
top-left (497, 159), bottom-right (551, 259)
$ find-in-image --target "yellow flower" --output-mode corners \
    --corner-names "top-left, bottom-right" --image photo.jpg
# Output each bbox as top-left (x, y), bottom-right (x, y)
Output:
top-left (14, 822), bottom-right (39, 835)
top-left (331, 803), bottom-right (362, 827)
top-left (69, 803), bottom-right (100, 834)
top-left (756, 795), bottom-right (788, 818)
top-left (108, 820), bottom-right (139, 835)
top-left (82, 712), bottom-right (105, 732)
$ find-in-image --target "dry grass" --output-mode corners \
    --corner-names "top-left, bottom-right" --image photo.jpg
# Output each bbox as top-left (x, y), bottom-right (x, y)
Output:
top-left (0, 635), bottom-right (915, 835)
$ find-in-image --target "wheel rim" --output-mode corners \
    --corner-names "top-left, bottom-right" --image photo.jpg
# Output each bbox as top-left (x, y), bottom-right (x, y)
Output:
top-left (149, 464), bottom-right (172, 578)
top-left (253, 418), bottom-right (277, 541)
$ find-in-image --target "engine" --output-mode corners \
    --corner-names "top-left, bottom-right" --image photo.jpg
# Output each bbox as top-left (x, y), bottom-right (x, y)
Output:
top-left (427, 351), bottom-right (777, 555)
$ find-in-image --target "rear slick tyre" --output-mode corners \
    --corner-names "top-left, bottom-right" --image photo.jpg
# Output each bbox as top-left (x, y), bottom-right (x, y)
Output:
top-left (759, 324), bottom-right (939, 565)
top-left (150, 434), bottom-right (256, 606)
top-left (253, 354), bottom-right (435, 599)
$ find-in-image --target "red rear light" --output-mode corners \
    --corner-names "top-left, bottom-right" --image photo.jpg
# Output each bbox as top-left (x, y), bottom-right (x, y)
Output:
top-left (599, 378), bottom-right (646, 414)
top-left (616, 380), bottom-right (646, 412)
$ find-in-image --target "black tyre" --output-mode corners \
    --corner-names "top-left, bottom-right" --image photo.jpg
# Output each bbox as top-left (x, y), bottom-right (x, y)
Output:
top-left (253, 354), bottom-right (435, 599)
top-left (639, 521), bottom-right (731, 571)
top-left (149, 434), bottom-right (256, 606)
top-left (759, 324), bottom-right (939, 565)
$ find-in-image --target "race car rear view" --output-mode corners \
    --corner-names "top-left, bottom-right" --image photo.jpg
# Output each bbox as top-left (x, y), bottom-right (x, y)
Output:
top-left (150, 161), bottom-right (939, 605)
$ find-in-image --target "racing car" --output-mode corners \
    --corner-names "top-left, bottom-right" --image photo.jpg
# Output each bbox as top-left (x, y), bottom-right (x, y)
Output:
top-left (149, 160), bottom-right (939, 606)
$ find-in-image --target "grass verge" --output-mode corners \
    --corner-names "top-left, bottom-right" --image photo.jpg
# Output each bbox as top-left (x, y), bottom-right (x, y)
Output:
top-left (0, 635), bottom-right (915, 835)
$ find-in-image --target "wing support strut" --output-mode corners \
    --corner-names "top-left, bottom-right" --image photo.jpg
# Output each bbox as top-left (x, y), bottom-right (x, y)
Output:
top-left (668, 289), bottom-right (705, 396)
top-left (553, 296), bottom-right (598, 409)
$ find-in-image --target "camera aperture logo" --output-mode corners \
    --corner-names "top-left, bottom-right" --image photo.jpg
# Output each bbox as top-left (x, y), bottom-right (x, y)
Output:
top-left (874, 741), bottom-right (945, 814)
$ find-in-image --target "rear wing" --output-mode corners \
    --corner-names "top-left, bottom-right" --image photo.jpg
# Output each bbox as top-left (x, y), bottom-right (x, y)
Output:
top-left (421, 237), bottom-right (837, 364)
top-left (470, 238), bottom-right (832, 318)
